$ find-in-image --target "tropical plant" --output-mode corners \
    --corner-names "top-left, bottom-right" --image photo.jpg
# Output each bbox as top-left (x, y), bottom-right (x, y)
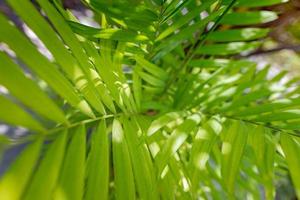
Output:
top-left (0, 0), bottom-right (299, 199)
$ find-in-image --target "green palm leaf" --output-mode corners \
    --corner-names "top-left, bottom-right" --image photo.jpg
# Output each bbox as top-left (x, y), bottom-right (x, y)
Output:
top-left (0, 0), bottom-right (299, 199)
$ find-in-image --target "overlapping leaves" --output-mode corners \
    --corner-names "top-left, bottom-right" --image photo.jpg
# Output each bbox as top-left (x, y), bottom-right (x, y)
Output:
top-left (0, 0), bottom-right (299, 199)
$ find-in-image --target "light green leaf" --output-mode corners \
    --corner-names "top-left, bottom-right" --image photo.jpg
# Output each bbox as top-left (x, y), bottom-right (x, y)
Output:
top-left (82, 42), bottom-right (117, 113)
top-left (189, 59), bottom-right (254, 69)
top-left (69, 21), bottom-right (149, 42)
top-left (147, 111), bottom-right (186, 136)
top-left (221, 121), bottom-right (248, 195)
top-left (221, 11), bottom-right (278, 25)
top-left (0, 52), bottom-right (67, 124)
top-left (135, 56), bottom-right (168, 81)
top-left (6, 0), bottom-right (95, 118)
top-left (53, 125), bottom-right (86, 200)
top-left (138, 71), bottom-right (166, 87)
top-left (36, 0), bottom-right (107, 115)
top-left (220, 88), bottom-right (271, 113)
top-left (248, 126), bottom-right (275, 199)
top-left (207, 28), bottom-right (269, 42)
top-left (196, 42), bottom-right (261, 56)
top-left (85, 121), bottom-right (110, 200)
top-left (155, 113), bottom-right (201, 175)
top-left (24, 131), bottom-right (67, 200)
top-left (255, 109), bottom-right (300, 122)
top-left (0, 95), bottom-right (45, 132)
top-left (155, 8), bottom-right (225, 52)
top-left (156, 0), bottom-right (217, 41)
top-left (123, 117), bottom-right (158, 200)
top-left (0, 14), bottom-right (82, 117)
top-left (189, 117), bottom-right (222, 193)
top-left (281, 134), bottom-right (300, 198)
top-left (231, 0), bottom-right (289, 8)
top-left (0, 139), bottom-right (42, 200)
top-left (112, 118), bottom-right (136, 200)
top-left (234, 99), bottom-right (298, 117)
top-left (133, 64), bottom-right (142, 110)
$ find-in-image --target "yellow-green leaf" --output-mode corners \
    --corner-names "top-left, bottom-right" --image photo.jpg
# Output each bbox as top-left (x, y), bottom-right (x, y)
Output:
top-left (0, 139), bottom-right (42, 200)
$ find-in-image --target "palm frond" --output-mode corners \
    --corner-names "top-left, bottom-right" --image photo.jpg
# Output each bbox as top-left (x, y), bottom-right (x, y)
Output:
top-left (0, 0), bottom-right (299, 199)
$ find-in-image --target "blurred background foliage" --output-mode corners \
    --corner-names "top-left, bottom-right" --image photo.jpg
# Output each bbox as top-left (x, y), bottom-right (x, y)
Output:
top-left (252, 0), bottom-right (300, 78)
